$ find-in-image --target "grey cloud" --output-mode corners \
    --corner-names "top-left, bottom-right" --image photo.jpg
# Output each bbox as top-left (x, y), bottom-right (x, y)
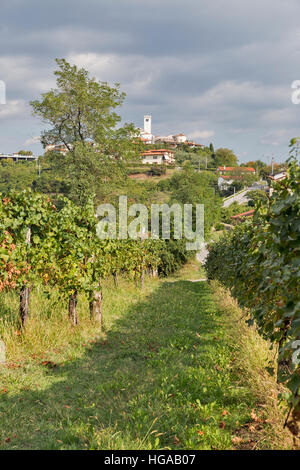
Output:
top-left (0, 0), bottom-right (300, 159)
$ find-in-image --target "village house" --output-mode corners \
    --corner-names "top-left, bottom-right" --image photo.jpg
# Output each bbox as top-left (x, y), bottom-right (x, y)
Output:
top-left (268, 171), bottom-right (287, 196)
top-left (231, 209), bottom-right (255, 224)
top-left (45, 144), bottom-right (69, 155)
top-left (217, 166), bottom-right (256, 190)
top-left (154, 134), bottom-right (202, 148)
top-left (217, 176), bottom-right (234, 191)
top-left (0, 152), bottom-right (38, 162)
top-left (269, 171), bottom-right (287, 182)
top-left (141, 148), bottom-right (175, 165)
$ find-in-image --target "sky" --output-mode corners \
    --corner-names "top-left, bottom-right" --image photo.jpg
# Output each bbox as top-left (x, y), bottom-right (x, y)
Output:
top-left (1, 0), bottom-right (300, 163)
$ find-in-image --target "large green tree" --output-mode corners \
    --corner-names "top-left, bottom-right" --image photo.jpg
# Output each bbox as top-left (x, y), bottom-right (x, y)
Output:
top-left (162, 165), bottom-right (221, 237)
top-left (31, 59), bottom-right (140, 204)
top-left (215, 148), bottom-right (238, 167)
top-left (0, 160), bottom-right (37, 193)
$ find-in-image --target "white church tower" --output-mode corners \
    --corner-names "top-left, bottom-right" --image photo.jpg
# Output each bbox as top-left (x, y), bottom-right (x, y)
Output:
top-left (144, 115), bottom-right (152, 134)
top-left (139, 115), bottom-right (153, 143)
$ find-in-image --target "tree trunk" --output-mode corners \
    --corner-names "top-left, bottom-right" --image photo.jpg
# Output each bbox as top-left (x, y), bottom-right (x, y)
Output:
top-left (69, 291), bottom-right (78, 325)
top-left (113, 271), bottom-right (118, 288)
top-left (20, 286), bottom-right (30, 327)
top-left (89, 289), bottom-right (102, 326)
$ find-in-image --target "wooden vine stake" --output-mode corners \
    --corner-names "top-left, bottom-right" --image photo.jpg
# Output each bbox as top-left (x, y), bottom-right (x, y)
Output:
top-left (89, 282), bottom-right (103, 326)
top-left (69, 290), bottom-right (78, 325)
top-left (20, 227), bottom-right (31, 327)
top-left (140, 267), bottom-right (145, 290)
top-left (140, 230), bottom-right (146, 290)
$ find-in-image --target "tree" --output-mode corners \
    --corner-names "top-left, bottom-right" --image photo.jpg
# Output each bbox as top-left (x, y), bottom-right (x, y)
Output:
top-left (165, 165), bottom-right (221, 237)
top-left (209, 143), bottom-right (217, 167)
top-left (259, 162), bottom-right (287, 180)
top-left (31, 59), bottom-right (140, 204)
top-left (18, 150), bottom-right (33, 156)
top-left (215, 148), bottom-right (238, 167)
top-left (0, 161), bottom-right (37, 193)
top-left (229, 167), bottom-right (256, 187)
top-left (175, 146), bottom-right (214, 169)
top-left (246, 189), bottom-right (267, 206)
top-left (240, 159), bottom-right (267, 176)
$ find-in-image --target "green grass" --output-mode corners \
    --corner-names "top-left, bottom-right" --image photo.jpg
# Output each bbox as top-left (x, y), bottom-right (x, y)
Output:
top-left (0, 262), bottom-right (290, 449)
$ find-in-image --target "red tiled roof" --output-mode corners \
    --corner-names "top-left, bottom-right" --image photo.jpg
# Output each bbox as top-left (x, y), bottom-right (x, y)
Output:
top-left (142, 149), bottom-right (175, 155)
top-left (231, 210), bottom-right (255, 219)
top-left (218, 166), bottom-right (255, 172)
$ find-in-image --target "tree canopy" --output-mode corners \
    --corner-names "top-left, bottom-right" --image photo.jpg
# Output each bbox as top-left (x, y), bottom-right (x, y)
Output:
top-left (31, 59), bottom-right (141, 204)
top-left (215, 148), bottom-right (238, 167)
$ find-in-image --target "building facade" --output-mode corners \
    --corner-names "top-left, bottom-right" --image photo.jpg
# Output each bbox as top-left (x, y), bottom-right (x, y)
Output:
top-left (141, 149), bottom-right (175, 165)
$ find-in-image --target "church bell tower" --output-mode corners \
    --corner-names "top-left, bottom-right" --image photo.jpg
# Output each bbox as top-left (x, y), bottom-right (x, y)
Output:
top-left (144, 115), bottom-right (152, 134)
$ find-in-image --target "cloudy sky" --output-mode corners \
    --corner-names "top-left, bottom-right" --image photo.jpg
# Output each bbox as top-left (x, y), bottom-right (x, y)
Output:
top-left (1, 0), bottom-right (300, 163)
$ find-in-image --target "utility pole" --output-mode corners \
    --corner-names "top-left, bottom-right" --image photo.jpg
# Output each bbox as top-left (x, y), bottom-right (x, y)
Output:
top-left (36, 158), bottom-right (41, 177)
top-left (271, 156), bottom-right (274, 176)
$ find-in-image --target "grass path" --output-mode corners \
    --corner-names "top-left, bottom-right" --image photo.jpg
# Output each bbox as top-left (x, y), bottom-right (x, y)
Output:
top-left (0, 262), bottom-right (290, 449)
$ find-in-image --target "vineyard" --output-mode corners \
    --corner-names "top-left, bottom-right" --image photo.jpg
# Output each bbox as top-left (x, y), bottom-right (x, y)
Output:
top-left (1, 258), bottom-right (293, 450)
top-left (0, 190), bottom-right (191, 328)
top-left (205, 156), bottom-right (300, 437)
top-left (0, 170), bottom-right (298, 449)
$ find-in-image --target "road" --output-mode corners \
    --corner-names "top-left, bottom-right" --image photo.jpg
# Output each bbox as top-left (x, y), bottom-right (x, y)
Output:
top-left (222, 184), bottom-right (265, 207)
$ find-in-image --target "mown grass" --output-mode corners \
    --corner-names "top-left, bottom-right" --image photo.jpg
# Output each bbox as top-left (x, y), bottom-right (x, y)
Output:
top-left (0, 261), bottom-right (292, 449)
top-left (210, 281), bottom-right (293, 450)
